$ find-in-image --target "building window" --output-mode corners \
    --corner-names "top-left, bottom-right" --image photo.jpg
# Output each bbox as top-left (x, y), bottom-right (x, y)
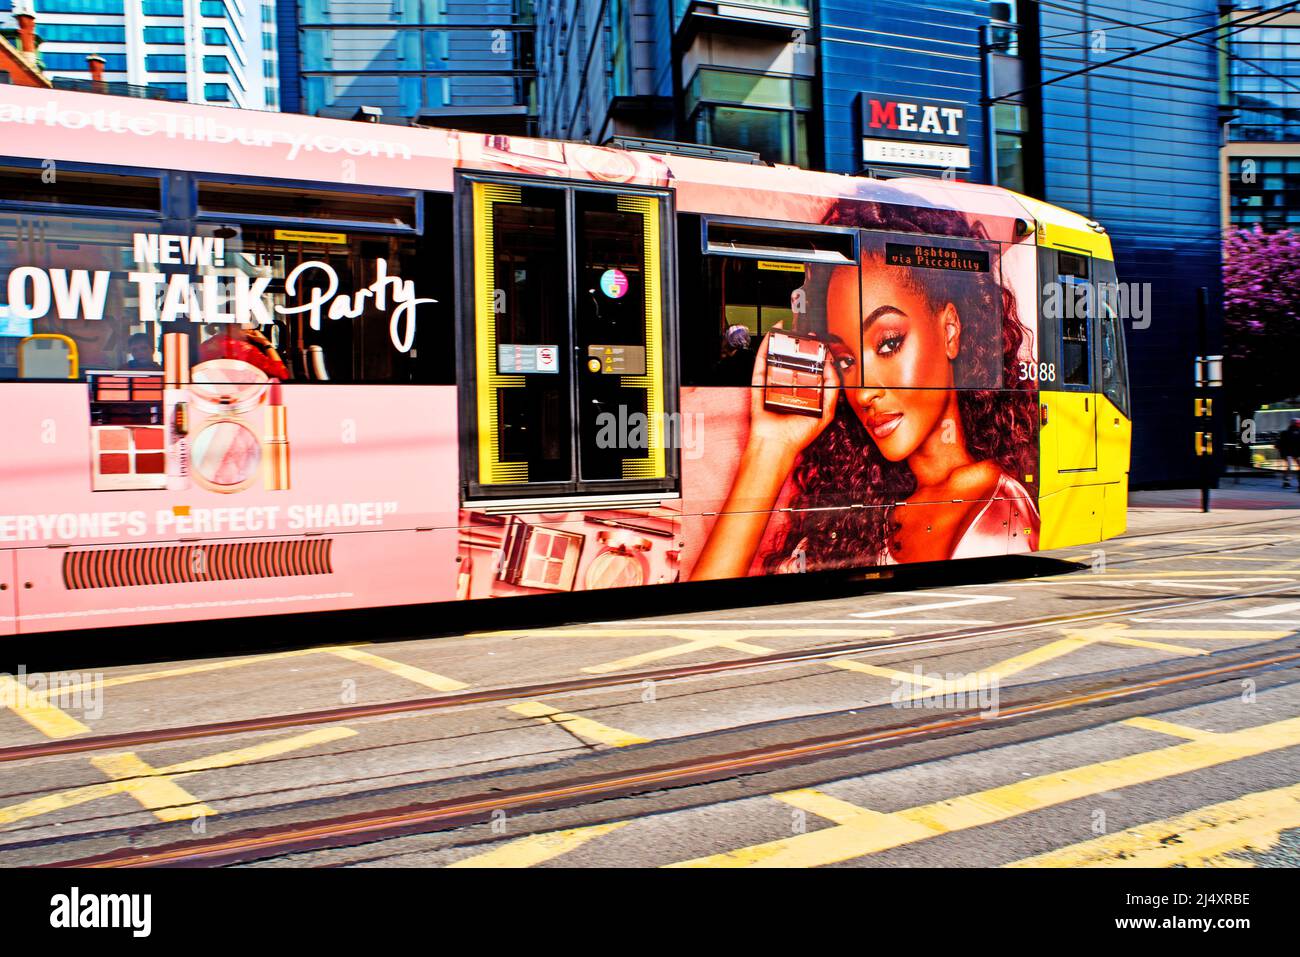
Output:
top-left (203, 55), bottom-right (231, 74)
top-left (41, 52), bottom-right (128, 71)
top-left (1228, 23), bottom-right (1300, 142)
top-left (145, 54), bottom-right (187, 73)
top-left (204, 82), bottom-right (231, 101)
top-left (201, 0), bottom-right (225, 14)
top-left (147, 82), bottom-right (189, 99)
top-left (685, 68), bottom-right (812, 167)
top-left (992, 103), bottom-right (1026, 192)
top-left (142, 26), bottom-right (185, 44)
top-left (40, 24), bottom-right (126, 43)
top-left (204, 28), bottom-right (230, 46)
top-left (1228, 156), bottom-right (1300, 229)
top-left (33, 0), bottom-right (125, 11)
top-left (141, 0), bottom-right (183, 14)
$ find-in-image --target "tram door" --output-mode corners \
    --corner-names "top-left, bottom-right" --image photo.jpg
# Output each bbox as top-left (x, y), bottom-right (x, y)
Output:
top-left (1053, 250), bottom-right (1098, 472)
top-left (458, 178), bottom-right (677, 501)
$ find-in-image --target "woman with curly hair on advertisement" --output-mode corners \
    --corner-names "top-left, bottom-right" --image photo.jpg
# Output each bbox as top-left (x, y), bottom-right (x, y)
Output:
top-left (690, 198), bottom-right (1040, 580)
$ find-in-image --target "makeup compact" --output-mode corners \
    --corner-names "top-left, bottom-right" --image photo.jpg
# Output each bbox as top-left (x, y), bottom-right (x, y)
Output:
top-left (186, 359), bottom-right (274, 494)
top-left (88, 371), bottom-right (167, 491)
top-left (764, 330), bottom-right (828, 417)
top-left (496, 517), bottom-right (584, 591)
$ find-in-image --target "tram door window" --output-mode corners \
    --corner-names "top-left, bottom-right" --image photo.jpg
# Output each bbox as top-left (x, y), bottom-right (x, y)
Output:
top-left (1057, 251), bottom-right (1092, 387)
top-left (460, 178), bottom-right (677, 500)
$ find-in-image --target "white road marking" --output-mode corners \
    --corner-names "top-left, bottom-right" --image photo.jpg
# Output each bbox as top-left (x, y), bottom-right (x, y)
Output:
top-left (1231, 601), bottom-right (1300, 619)
top-left (850, 592), bottom-right (1014, 620)
top-left (1130, 618), bottom-right (1300, 626)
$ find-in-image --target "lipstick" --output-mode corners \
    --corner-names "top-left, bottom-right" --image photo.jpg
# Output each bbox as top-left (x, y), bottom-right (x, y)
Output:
top-left (263, 379), bottom-right (290, 491)
top-left (163, 332), bottom-right (190, 491)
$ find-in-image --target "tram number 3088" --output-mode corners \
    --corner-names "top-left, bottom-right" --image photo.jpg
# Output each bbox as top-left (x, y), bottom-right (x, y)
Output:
top-left (1018, 361), bottom-right (1056, 383)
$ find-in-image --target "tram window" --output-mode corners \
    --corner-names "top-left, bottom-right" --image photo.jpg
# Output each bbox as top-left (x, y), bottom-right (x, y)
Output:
top-left (683, 215), bottom-right (854, 387)
top-left (0, 166), bottom-right (161, 213)
top-left (0, 213), bottom-right (155, 379)
top-left (189, 212), bottom-right (447, 385)
top-left (1058, 251), bottom-right (1092, 387)
top-left (705, 220), bottom-right (856, 264)
top-left (1100, 308), bottom-right (1129, 415)
top-left (197, 181), bottom-right (417, 228)
top-left (0, 204), bottom-right (449, 384)
top-left (1058, 251), bottom-right (1089, 279)
top-left (1061, 306), bottom-right (1091, 386)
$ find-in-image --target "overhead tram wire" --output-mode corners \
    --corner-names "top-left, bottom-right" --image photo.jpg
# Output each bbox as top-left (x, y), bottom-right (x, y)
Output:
top-left (985, 0), bottom-right (1300, 107)
top-left (1034, 0), bottom-right (1300, 99)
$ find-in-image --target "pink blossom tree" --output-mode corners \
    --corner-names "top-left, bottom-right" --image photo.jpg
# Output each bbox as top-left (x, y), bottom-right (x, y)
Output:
top-left (1223, 226), bottom-right (1300, 415)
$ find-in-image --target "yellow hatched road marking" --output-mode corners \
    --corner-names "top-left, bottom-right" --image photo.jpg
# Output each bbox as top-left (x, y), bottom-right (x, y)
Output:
top-left (508, 702), bottom-right (650, 747)
top-left (580, 634), bottom-right (778, 674)
top-left (447, 822), bottom-right (630, 868)
top-left (1096, 635), bottom-right (1209, 655)
top-left (1006, 781), bottom-right (1300, 868)
top-left (575, 627), bottom-right (890, 673)
top-left (1117, 628), bottom-right (1292, 641)
top-left (665, 715), bottom-right (1300, 867)
top-left (1122, 716), bottom-right (1220, 741)
top-left (328, 647), bottom-right (469, 692)
top-left (0, 675), bottom-right (91, 739)
top-left (42, 647), bottom-right (329, 698)
top-left (89, 753), bottom-right (216, 823)
top-left (0, 727), bottom-right (355, 828)
top-left (826, 660), bottom-right (946, 687)
top-left (776, 788), bottom-right (885, 826)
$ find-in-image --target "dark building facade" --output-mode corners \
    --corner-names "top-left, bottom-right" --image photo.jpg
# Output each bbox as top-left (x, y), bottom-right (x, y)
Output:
top-left (278, 0), bottom-right (537, 130)
top-left (532, 0), bottom-right (1225, 487)
top-left (1222, 3), bottom-right (1300, 229)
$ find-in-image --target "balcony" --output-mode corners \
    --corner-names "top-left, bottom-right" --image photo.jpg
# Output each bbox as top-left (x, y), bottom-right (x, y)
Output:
top-left (50, 77), bottom-right (170, 101)
top-left (673, 0), bottom-right (811, 47)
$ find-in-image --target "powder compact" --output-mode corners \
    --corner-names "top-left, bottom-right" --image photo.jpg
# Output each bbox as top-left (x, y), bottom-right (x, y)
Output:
top-left (186, 358), bottom-right (271, 494)
top-left (764, 330), bottom-right (828, 417)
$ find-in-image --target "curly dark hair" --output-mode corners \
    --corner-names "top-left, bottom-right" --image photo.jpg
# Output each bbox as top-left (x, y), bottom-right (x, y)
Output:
top-left (764, 194), bottom-right (1038, 572)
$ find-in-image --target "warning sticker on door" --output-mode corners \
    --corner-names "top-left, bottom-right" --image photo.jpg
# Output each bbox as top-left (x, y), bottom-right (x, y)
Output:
top-left (497, 344), bottom-right (560, 374)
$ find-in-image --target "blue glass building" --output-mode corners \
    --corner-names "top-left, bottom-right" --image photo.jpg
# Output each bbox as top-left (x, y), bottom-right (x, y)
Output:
top-left (530, 0), bottom-right (1224, 487)
top-left (283, 0), bottom-right (537, 130)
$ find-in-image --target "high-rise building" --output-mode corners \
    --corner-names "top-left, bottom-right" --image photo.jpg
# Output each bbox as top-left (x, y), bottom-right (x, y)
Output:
top-left (287, 0), bottom-right (537, 131)
top-left (0, 0), bottom-right (277, 109)
top-left (1221, 3), bottom-right (1300, 229)
top-left (533, 0), bottom-right (1225, 488)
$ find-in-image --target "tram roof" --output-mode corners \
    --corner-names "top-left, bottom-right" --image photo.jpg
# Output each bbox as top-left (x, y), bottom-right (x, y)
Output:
top-left (0, 84), bottom-right (1108, 254)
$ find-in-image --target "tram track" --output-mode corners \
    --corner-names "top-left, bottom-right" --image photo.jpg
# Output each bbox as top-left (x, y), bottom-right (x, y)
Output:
top-left (40, 641), bottom-right (1300, 868)
top-left (2, 557), bottom-right (1296, 767)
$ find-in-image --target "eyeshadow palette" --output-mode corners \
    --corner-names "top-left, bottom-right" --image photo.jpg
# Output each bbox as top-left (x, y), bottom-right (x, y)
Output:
top-left (496, 518), bottom-right (584, 592)
top-left (764, 330), bottom-right (828, 417)
top-left (88, 370), bottom-right (163, 426)
top-left (90, 425), bottom-right (167, 490)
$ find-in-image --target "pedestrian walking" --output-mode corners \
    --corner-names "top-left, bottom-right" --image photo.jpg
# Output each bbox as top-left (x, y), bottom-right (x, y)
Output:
top-left (1278, 418), bottom-right (1300, 490)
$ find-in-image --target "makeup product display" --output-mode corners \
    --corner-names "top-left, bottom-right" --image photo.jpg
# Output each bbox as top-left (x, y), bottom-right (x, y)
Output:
top-left (764, 330), bottom-right (828, 417)
top-left (186, 359), bottom-right (271, 494)
top-left (496, 517), bottom-right (584, 591)
top-left (459, 507), bottom-right (680, 599)
top-left (89, 332), bottom-right (293, 496)
top-left (88, 371), bottom-right (166, 491)
top-left (163, 332), bottom-right (190, 491)
top-left (263, 380), bottom-right (290, 491)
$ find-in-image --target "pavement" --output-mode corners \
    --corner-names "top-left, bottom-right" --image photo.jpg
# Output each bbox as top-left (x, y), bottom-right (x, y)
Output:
top-left (0, 499), bottom-right (1297, 869)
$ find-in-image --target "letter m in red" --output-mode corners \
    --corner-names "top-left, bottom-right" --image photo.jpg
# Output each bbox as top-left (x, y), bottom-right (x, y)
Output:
top-left (868, 100), bottom-right (898, 129)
